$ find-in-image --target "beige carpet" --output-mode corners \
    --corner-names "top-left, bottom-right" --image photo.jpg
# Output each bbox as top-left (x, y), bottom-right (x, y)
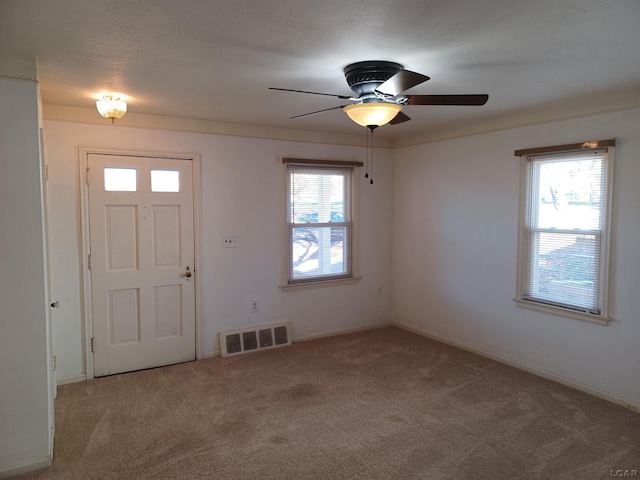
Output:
top-left (17, 327), bottom-right (640, 479)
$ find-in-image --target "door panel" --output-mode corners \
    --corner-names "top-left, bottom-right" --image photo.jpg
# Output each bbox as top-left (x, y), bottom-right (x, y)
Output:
top-left (154, 285), bottom-right (183, 338)
top-left (152, 205), bottom-right (181, 266)
top-left (106, 205), bottom-right (138, 270)
top-left (109, 288), bottom-right (140, 344)
top-left (88, 154), bottom-right (195, 376)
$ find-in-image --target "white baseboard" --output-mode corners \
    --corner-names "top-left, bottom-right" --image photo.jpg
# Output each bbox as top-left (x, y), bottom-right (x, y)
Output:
top-left (0, 455), bottom-right (52, 479)
top-left (56, 373), bottom-right (87, 386)
top-left (293, 321), bottom-right (392, 343)
top-left (393, 321), bottom-right (640, 413)
top-left (200, 348), bottom-right (219, 359)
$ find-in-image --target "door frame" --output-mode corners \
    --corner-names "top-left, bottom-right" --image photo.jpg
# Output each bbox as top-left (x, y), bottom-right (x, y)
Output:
top-left (78, 147), bottom-right (202, 380)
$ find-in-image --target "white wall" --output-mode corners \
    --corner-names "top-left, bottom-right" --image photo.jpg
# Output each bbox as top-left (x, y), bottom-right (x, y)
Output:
top-left (44, 121), bottom-right (393, 382)
top-left (392, 108), bottom-right (640, 407)
top-left (0, 78), bottom-right (52, 475)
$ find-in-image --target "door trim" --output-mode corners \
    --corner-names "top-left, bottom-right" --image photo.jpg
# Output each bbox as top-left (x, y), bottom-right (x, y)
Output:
top-left (78, 147), bottom-right (202, 379)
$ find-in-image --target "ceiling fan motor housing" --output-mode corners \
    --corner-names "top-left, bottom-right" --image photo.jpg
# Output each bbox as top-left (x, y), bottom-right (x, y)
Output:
top-left (344, 61), bottom-right (403, 99)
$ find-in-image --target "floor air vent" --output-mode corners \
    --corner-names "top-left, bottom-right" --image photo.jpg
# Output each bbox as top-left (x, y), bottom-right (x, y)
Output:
top-left (220, 322), bottom-right (291, 357)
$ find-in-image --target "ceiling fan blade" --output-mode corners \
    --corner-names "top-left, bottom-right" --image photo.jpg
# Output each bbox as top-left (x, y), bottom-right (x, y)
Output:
top-left (376, 70), bottom-right (430, 96)
top-left (269, 87), bottom-right (351, 100)
top-left (290, 104), bottom-right (350, 120)
top-left (389, 111), bottom-right (411, 125)
top-left (406, 94), bottom-right (489, 106)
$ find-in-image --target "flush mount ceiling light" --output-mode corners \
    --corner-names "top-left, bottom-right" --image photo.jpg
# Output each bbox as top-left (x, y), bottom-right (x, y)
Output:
top-left (343, 103), bottom-right (402, 128)
top-left (96, 95), bottom-right (127, 123)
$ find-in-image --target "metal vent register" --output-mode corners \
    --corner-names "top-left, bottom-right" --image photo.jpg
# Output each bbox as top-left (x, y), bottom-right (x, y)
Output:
top-left (220, 322), bottom-right (291, 357)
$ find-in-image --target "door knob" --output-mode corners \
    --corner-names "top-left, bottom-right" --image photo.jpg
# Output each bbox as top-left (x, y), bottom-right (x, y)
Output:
top-left (184, 266), bottom-right (192, 278)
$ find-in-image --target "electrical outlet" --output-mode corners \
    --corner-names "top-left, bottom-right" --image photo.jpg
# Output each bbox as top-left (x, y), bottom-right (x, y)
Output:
top-left (250, 300), bottom-right (259, 313)
top-left (222, 236), bottom-right (239, 248)
top-left (377, 286), bottom-right (383, 296)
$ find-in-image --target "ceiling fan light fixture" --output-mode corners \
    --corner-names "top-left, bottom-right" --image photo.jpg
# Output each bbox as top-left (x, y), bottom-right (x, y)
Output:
top-left (96, 95), bottom-right (127, 123)
top-left (343, 103), bottom-right (402, 128)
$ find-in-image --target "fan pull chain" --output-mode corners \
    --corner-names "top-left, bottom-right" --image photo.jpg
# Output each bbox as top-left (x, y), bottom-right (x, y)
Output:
top-left (367, 126), bottom-right (376, 184)
top-left (364, 128), bottom-right (370, 180)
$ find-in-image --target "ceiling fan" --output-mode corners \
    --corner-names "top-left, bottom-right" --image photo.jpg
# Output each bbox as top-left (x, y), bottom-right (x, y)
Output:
top-left (270, 60), bottom-right (489, 128)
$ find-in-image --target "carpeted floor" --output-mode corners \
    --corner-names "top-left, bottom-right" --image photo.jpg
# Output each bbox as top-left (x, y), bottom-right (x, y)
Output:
top-left (16, 327), bottom-right (640, 479)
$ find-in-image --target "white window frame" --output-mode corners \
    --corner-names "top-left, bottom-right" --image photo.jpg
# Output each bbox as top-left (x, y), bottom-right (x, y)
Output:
top-left (515, 140), bottom-right (615, 325)
top-left (280, 158), bottom-right (361, 291)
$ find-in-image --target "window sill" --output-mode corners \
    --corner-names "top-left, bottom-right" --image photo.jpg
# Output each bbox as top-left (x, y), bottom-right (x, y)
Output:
top-left (280, 276), bottom-right (362, 292)
top-left (514, 298), bottom-right (610, 326)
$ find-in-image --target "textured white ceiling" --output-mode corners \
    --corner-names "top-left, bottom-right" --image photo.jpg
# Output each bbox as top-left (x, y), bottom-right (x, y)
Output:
top-left (1, 0), bottom-right (639, 142)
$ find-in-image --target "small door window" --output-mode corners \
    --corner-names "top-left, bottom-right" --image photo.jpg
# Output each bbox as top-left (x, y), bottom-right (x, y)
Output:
top-left (151, 170), bottom-right (180, 192)
top-left (104, 168), bottom-right (137, 192)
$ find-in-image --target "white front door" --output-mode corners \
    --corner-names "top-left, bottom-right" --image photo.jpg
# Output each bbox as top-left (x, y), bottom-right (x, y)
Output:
top-left (88, 154), bottom-right (196, 376)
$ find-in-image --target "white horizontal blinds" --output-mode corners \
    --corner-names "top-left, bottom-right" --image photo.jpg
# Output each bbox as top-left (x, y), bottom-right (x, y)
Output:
top-left (524, 149), bottom-right (607, 313)
top-left (287, 165), bottom-right (352, 283)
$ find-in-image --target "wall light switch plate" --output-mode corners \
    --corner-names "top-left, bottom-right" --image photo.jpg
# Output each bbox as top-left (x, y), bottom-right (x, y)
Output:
top-left (222, 236), bottom-right (239, 248)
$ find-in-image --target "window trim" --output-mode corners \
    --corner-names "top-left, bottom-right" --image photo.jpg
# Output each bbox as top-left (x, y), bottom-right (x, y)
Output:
top-left (514, 139), bottom-right (615, 324)
top-left (280, 158), bottom-right (362, 291)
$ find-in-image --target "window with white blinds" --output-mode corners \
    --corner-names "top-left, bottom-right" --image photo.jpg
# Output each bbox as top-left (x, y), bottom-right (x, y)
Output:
top-left (285, 163), bottom-right (354, 285)
top-left (516, 141), bottom-right (614, 322)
